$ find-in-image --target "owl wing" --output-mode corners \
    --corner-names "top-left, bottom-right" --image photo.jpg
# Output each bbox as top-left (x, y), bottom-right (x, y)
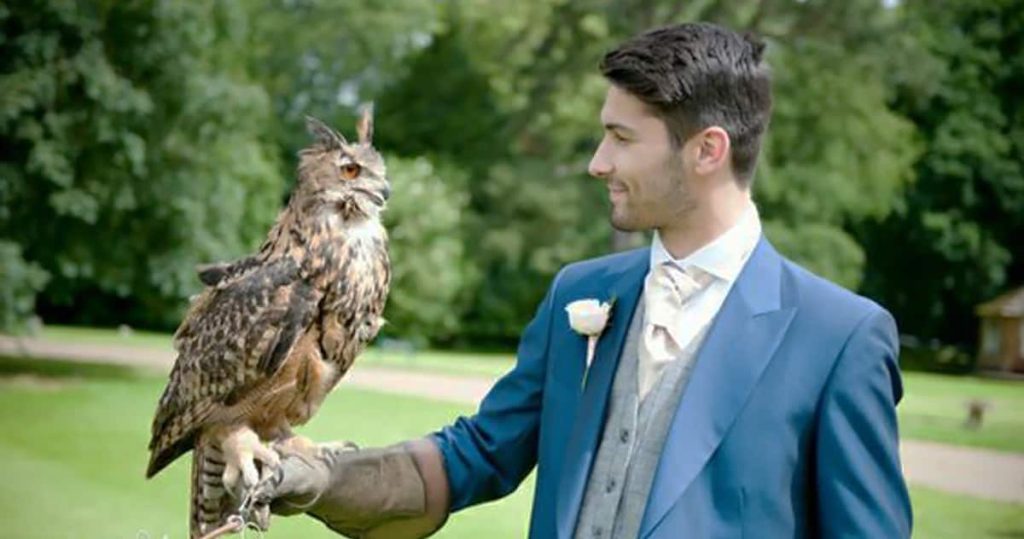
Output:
top-left (195, 254), bottom-right (262, 287)
top-left (146, 256), bottom-right (322, 478)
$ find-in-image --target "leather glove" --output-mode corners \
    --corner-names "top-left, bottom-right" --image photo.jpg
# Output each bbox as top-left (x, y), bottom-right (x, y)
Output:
top-left (250, 438), bottom-right (449, 539)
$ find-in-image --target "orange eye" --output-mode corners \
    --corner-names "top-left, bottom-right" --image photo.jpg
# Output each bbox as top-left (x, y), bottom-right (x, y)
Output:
top-left (340, 163), bottom-right (361, 180)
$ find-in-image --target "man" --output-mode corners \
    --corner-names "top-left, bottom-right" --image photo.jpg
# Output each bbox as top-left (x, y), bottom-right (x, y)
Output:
top-left (253, 22), bottom-right (912, 538)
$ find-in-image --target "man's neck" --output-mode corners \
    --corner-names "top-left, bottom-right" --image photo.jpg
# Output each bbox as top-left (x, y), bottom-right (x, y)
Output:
top-left (657, 191), bottom-right (752, 261)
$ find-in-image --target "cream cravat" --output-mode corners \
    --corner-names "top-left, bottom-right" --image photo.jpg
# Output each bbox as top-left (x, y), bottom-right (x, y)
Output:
top-left (638, 262), bottom-right (715, 398)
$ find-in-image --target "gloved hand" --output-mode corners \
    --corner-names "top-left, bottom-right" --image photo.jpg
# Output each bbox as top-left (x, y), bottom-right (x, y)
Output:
top-left (248, 438), bottom-right (449, 539)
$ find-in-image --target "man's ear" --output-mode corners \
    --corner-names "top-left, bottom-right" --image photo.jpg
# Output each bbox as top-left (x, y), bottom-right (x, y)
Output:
top-left (692, 126), bottom-right (731, 175)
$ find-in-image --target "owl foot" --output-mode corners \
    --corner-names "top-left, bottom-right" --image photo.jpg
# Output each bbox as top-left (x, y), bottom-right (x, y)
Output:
top-left (273, 434), bottom-right (317, 457)
top-left (220, 426), bottom-right (280, 500)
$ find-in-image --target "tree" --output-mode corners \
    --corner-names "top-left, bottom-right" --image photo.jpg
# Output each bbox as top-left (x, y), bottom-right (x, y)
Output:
top-left (0, 0), bottom-right (282, 328)
top-left (380, 155), bottom-right (476, 345)
top-left (859, 0), bottom-right (1024, 345)
top-left (238, 0), bottom-right (442, 174)
top-left (440, 0), bottom-right (920, 341)
top-left (375, 23), bottom-right (508, 175)
top-left (758, 34), bottom-right (919, 290)
top-left (0, 240), bottom-right (48, 332)
top-left (6, 0), bottom-right (993, 351)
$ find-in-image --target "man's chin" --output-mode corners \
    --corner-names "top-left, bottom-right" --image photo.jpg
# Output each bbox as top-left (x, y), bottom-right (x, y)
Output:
top-left (609, 212), bottom-right (643, 232)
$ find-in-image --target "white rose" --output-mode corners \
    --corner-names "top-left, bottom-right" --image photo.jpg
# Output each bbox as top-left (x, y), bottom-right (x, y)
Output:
top-left (565, 299), bottom-right (612, 336)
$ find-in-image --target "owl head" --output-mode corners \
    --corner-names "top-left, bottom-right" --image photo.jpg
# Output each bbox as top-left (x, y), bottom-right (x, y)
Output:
top-left (296, 107), bottom-right (390, 219)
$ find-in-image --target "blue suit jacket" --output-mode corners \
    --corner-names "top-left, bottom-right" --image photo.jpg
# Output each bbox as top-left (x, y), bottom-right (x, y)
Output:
top-left (432, 238), bottom-right (912, 538)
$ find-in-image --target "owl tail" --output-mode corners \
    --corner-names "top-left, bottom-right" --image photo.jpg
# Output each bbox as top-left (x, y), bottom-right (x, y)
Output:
top-left (190, 436), bottom-right (233, 538)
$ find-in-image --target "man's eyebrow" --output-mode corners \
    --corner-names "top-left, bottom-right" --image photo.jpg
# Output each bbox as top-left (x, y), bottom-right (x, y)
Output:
top-left (603, 122), bottom-right (635, 134)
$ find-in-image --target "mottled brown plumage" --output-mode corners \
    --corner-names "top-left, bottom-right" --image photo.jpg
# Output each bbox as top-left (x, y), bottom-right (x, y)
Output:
top-left (145, 110), bottom-right (391, 537)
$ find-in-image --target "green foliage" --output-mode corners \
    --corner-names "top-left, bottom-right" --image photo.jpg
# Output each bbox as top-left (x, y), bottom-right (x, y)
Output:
top-left (442, 0), bottom-right (924, 340)
top-left (381, 156), bottom-right (476, 344)
top-left (2, 0), bottom-right (1018, 350)
top-left (239, 0), bottom-right (442, 170)
top-left (464, 160), bottom-right (610, 343)
top-left (859, 0), bottom-right (1024, 344)
top-left (762, 222), bottom-right (865, 291)
top-left (0, 240), bottom-right (49, 332)
top-left (749, 3), bottom-right (920, 292)
top-left (758, 42), bottom-right (920, 222)
top-left (753, 33), bottom-right (921, 291)
top-left (375, 24), bottom-right (509, 173)
top-left (0, 0), bottom-right (282, 329)
top-left (369, 9), bottom-right (614, 343)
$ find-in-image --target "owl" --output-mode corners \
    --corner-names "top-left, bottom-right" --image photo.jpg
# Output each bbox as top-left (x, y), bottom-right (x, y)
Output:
top-left (145, 109), bottom-right (391, 538)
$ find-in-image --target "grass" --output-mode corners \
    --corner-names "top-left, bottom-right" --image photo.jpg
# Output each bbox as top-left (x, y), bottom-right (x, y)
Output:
top-left (35, 324), bottom-right (1024, 453)
top-left (898, 371), bottom-right (1024, 453)
top-left (0, 356), bottom-right (531, 539)
top-left (39, 324), bottom-right (176, 352)
top-left (38, 324), bottom-right (516, 378)
top-left (0, 355), bottom-right (1021, 538)
top-left (910, 486), bottom-right (1024, 539)
top-left (361, 346), bottom-right (515, 378)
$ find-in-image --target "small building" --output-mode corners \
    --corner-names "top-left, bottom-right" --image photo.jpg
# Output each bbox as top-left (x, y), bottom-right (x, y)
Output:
top-left (976, 287), bottom-right (1024, 374)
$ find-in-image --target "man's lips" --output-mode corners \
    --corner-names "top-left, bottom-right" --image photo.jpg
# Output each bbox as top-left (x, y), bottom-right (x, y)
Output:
top-left (608, 181), bottom-right (628, 198)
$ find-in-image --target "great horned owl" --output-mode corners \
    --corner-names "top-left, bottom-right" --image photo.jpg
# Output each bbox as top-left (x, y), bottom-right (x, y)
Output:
top-left (145, 109), bottom-right (391, 538)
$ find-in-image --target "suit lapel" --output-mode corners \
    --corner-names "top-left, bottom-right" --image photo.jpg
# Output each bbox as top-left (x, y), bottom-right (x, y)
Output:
top-left (639, 239), bottom-right (797, 537)
top-left (555, 250), bottom-right (648, 539)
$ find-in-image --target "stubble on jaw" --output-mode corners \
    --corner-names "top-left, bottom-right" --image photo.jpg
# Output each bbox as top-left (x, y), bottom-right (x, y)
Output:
top-left (608, 152), bottom-right (696, 233)
top-left (662, 153), bottom-right (698, 225)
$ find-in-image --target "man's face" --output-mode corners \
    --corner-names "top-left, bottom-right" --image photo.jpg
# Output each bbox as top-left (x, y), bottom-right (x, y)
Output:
top-left (588, 85), bottom-right (697, 232)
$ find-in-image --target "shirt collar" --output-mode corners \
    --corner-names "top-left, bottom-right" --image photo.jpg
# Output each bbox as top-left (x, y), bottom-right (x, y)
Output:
top-left (649, 202), bottom-right (762, 283)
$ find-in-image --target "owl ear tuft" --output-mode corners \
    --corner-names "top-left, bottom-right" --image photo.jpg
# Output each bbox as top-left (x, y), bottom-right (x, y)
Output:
top-left (305, 116), bottom-right (347, 149)
top-left (356, 103), bottom-right (374, 145)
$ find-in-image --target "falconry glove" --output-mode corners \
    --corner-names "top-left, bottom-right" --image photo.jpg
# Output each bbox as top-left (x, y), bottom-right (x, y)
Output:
top-left (251, 438), bottom-right (449, 538)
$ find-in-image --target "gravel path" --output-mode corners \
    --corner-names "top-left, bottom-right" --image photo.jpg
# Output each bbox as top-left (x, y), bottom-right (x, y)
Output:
top-left (2, 335), bottom-right (1021, 504)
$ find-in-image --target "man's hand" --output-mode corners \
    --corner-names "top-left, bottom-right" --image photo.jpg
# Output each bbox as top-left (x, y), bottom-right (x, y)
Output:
top-left (253, 440), bottom-right (359, 516)
top-left (247, 438), bottom-right (450, 539)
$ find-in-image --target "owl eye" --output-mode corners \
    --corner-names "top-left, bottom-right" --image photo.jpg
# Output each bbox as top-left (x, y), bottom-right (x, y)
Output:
top-left (340, 163), bottom-right (362, 180)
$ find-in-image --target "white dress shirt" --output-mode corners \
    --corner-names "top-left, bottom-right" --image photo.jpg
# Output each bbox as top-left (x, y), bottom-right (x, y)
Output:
top-left (637, 202), bottom-right (763, 397)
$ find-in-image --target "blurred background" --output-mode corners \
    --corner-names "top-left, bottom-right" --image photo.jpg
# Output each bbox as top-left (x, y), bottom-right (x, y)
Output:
top-left (0, 0), bottom-right (1021, 537)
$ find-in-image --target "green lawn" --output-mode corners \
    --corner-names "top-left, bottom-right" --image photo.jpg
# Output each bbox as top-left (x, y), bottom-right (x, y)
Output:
top-left (40, 324), bottom-right (177, 352)
top-left (30, 324), bottom-right (1024, 455)
top-left (898, 371), bottom-right (1024, 453)
top-left (360, 347), bottom-right (515, 378)
top-left (28, 325), bottom-right (1024, 454)
top-left (0, 356), bottom-right (530, 539)
top-left (910, 486), bottom-right (1024, 539)
top-left (40, 324), bottom-right (517, 378)
top-left (1, 355), bottom-right (1021, 538)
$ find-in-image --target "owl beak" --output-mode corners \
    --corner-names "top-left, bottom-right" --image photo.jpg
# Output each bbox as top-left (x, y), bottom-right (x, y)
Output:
top-left (352, 187), bottom-right (387, 206)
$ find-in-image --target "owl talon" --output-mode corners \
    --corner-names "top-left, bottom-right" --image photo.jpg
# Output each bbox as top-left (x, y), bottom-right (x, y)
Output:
top-left (220, 427), bottom-right (280, 499)
top-left (273, 434), bottom-right (317, 457)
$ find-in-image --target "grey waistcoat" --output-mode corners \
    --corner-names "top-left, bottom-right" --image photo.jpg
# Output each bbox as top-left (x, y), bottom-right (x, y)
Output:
top-left (574, 300), bottom-right (712, 539)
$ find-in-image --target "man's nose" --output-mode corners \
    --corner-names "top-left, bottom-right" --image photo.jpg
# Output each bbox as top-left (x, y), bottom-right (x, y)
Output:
top-left (588, 144), bottom-right (613, 178)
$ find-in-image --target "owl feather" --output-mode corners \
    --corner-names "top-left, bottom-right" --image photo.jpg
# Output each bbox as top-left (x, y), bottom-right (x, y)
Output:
top-left (146, 109), bottom-right (391, 538)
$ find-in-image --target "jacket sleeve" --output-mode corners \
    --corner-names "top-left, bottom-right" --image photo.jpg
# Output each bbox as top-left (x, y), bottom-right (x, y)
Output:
top-left (430, 270), bottom-right (563, 511)
top-left (815, 308), bottom-right (913, 538)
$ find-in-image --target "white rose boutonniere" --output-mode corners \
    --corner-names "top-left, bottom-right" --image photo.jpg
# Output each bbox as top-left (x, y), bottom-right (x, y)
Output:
top-left (566, 298), bottom-right (614, 388)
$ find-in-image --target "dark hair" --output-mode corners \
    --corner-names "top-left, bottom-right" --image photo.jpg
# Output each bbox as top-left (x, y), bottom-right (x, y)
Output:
top-left (600, 22), bottom-right (772, 185)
